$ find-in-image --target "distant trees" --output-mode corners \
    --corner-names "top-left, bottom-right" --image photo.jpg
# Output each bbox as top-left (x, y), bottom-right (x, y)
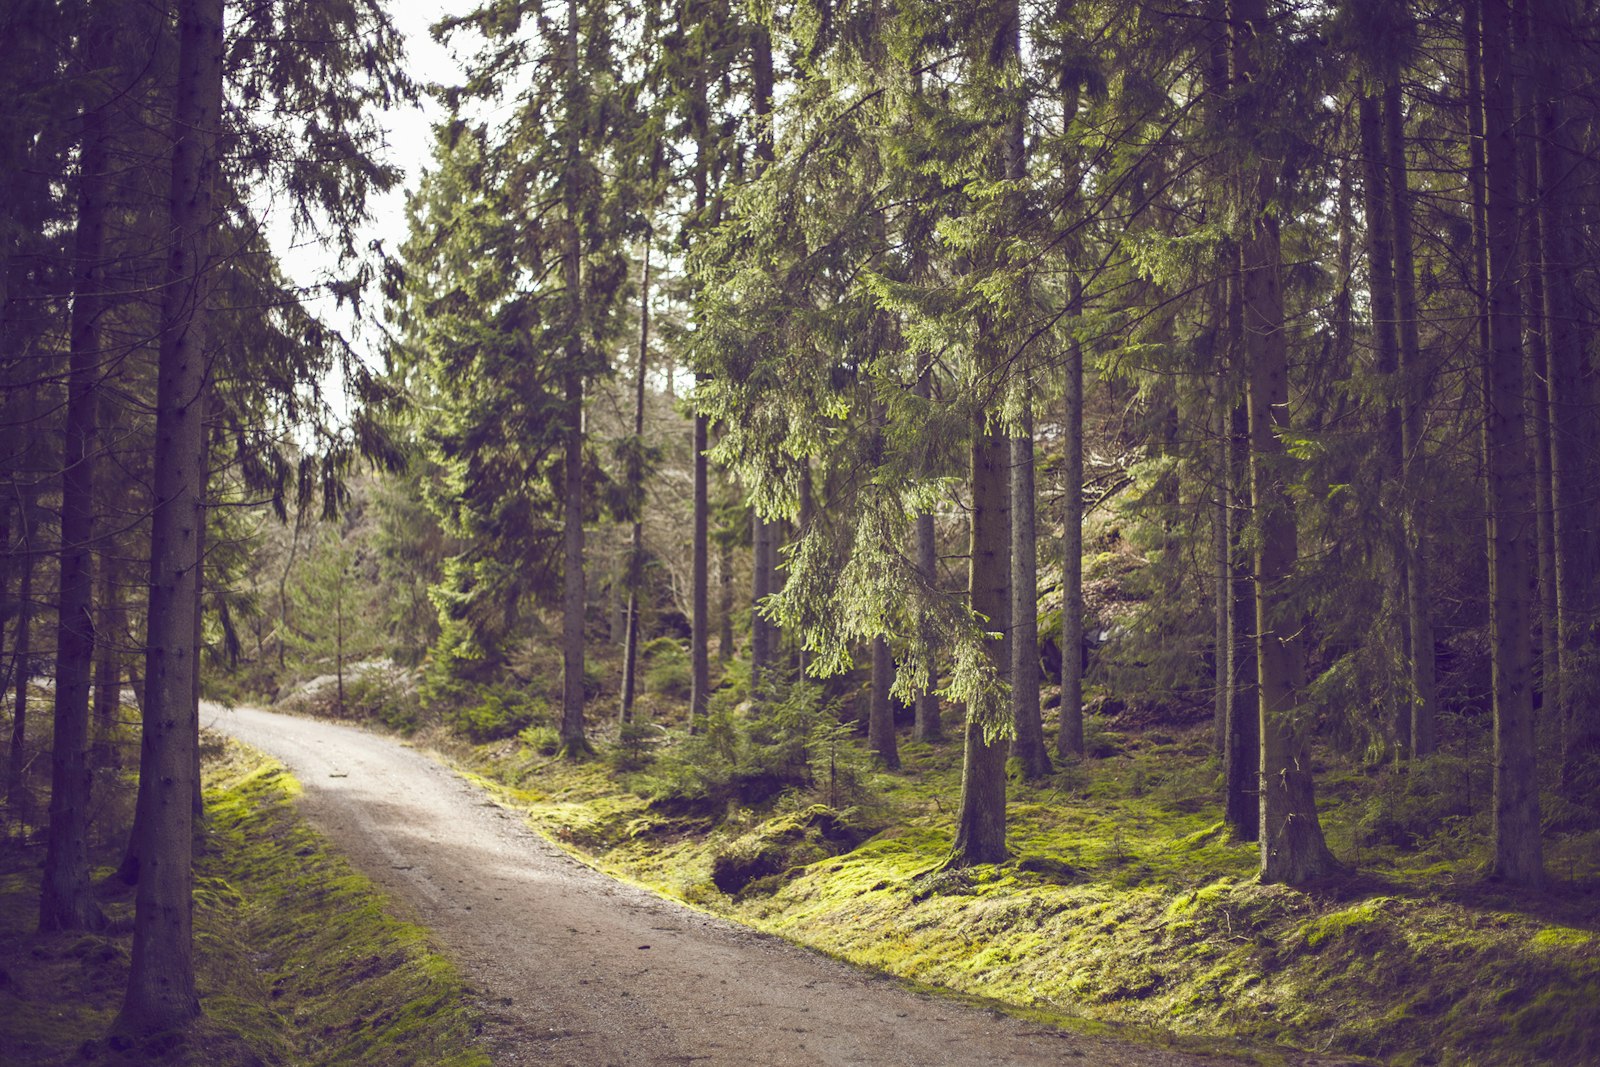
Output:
top-left (204, 0), bottom-right (1600, 916)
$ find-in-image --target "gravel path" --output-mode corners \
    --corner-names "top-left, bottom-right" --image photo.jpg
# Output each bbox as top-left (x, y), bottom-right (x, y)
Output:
top-left (210, 704), bottom-right (1242, 1067)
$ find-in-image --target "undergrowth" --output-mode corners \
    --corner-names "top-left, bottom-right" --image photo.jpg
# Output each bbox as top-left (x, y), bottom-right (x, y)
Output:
top-left (438, 703), bottom-right (1600, 1066)
top-left (0, 734), bottom-right (489, 1066)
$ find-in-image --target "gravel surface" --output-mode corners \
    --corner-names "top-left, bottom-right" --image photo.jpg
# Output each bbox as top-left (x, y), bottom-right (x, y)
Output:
top-left (210, 703), bottom-right (1246, 1067)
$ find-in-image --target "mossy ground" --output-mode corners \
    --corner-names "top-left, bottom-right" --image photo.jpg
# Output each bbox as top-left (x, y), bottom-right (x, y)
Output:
top-left (439, 714), bottom-right (1600, 1066)
top-left (0, 715), bottom-right (489, 1067)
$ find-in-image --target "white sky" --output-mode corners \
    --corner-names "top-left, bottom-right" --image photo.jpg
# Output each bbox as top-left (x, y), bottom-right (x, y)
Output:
top-left (262, 0), bottom-right (468, 408)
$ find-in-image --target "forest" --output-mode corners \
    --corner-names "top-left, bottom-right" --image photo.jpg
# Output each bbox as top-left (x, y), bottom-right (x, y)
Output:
top-left (1, 0), bottom-right (1599, 1062)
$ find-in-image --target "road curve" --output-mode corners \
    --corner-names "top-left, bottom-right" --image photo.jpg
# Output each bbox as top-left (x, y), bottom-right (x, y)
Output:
top-left (209, 703), bottom-right (1231, 1067)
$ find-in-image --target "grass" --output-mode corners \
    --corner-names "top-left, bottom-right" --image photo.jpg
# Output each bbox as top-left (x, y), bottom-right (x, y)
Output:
top-left (433, 709), bottom-right (1600, 1066)
top-left (0, 724), bottom-right (490, 1067)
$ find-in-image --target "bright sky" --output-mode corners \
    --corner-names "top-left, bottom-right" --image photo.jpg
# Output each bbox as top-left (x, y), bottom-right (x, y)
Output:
top-left (262, 0), bottom-right (467, 408)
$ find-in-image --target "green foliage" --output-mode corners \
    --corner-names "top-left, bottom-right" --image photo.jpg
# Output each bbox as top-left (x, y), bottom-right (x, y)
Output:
top-left (632, 674), bottom-right (865, 817)
top-left (453, 719), bottom-right (1600, 1065)
top-left (455, 686), bottom-right (550, 744)
top-left (642, 638), bottom-right (691, 699)
top-left (341, 664), bottom-right (424, 735)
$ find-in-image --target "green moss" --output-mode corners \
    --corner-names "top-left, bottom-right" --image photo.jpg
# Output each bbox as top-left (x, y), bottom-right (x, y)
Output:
top-left (1531, 926), bottom-right (1593, 951)
top-left (201, 740), bottom-right (492, 1067)
top-left (434, 716), bottom-right (1600, 1067)
top-left (1297, 899), bottom-right (1391, 949)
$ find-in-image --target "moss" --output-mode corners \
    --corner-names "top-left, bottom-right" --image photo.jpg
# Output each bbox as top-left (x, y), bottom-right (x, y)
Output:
top-left (1531, 926), bottom-right (1593, 951)
top-left (0, 739), bottom-right (493, 1066)
top-left (437, 716), bottom-right (1600, 1067)
top-left (201, 740), bottom-right (492, 1067)
top-left (1297, 898), bottom-right (1391, 950)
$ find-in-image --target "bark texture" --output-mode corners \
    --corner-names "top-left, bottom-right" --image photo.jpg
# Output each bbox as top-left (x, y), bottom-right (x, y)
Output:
top-left (1233, 0), bottom-right (1335, 885)
top-left (117, 0), bottom-right (224, 1033)
top-left (1479, 0), bottom-right (1544, 886)
top-left (1010, 393), bottom-right (1049, 779)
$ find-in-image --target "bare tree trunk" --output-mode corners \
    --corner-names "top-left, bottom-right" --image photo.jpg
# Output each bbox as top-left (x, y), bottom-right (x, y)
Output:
top-left (1384, 82), bottom-right (1439, 758)
top-left (868, 636), bottom-right (899, 769)
top-left (1233, 0), bottom-right (1335, 886)
top-left (1359, 92), bottom-right (1411, 759)
top-left (1514, 17), bottom-right (1560, 720)
top-left (1225, 396), bottom-right (1258, 841)
top-left (116, 0), bottom-right (223, 1034)
top-left (950, 418), bottom-right (1011, 866)
top-left (557, 0), bottom-right (589, 759)
top-left (717, 532), bottom-right (733, 664)
top-left (950, 0), bottom-right (1023, 866)
top-left (42, 10), bottom-right (113, 933)
top-left (620, 243), bottom-right (650, 723)
top-left (6, 520), bottom-right (34, 820)
top-left (93, 557), bottom-right (123, 768)
top-left (795, 460), bottom-right (813, 676)
top-left (1011, 391), bottom-right (1048, 778)
top-left (1058, 278), bottom-right (1084, 759)
top-left (1479, 0), bottom-right (1543, 886)
top-left (751, 513), bottom-right (773, 691)
top-left (1527, 0), bottom-right (1600, 797)
top-left (1212, 365), bottom-right (1230, 759)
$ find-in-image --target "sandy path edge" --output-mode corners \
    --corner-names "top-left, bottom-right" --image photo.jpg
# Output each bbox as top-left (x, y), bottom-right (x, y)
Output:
top-left (207, 702), bottom-right (1278, 1067)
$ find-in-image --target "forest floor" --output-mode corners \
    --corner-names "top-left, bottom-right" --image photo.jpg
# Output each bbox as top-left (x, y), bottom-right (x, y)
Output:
top-left (212, 701), bottom-right (1267, 1066)
top-left (417, 697), bottom-right (1600, 1067)
top-left (0, 705), bottom-right (489, 1067)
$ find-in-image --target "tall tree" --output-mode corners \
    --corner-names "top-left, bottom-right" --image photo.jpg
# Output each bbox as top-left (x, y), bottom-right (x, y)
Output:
top-left (41, 5), bottom-right (122, 934)
top-left (1231, 0), bottom-right (1336, 885)
top-left (949, 0), bottom-right (1025, 867)
top-left (117, 0), bottom-right (225, 1032)
top-left (1012, 391), bottom-right (1049, 779)
top-left (558, 0), bottom-right (593, 758)
top-left (1059, 279), bottom-right (1085, 760)
top-left (620, 241), bottom-right (652, 723)
top-left (1477, 0), bottom-right (1543, 886)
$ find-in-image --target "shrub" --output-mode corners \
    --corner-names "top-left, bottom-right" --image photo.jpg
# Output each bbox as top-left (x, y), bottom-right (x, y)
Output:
top-left (455, 687), bottom-right (548, 743)
top-left (633, 672), bottom-right (871, 817)
top-left (517, 724), bottom-right (561, 756)
top-left (342, 664), bottom-right (423, 734)
top-left (642, 638), bottom-right (691, 700)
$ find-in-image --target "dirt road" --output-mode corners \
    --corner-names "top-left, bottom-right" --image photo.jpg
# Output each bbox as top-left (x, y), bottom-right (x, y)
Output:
top-left (210, 704), bottom-right (1236, 1066)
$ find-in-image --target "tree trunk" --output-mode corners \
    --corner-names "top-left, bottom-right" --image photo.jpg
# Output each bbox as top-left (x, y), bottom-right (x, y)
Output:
top-left (717, 530), bottom-right (733, 664)
top-left (949, 0), bottom-right (1024, 866)
top-left (116, 0), bottom-right (223, 1034)
top-left (620, 243), bottom-right (650, 723)
top-left (1384, 81), bottom-right (1439, 758)
top-left (795, 460), bottom-right (814, 676)
top-left (868, 636), bottom-right (899, 770)
top-left (1058, 278), bottom-right (1085, 759)
top-left (1225, 396), bottom-right (1258, 841)
top-left (747, 19), bottom-right (779, 700)
top-left (1233, 0), bottom-right (1335, 885)
top-left (751, 513), bottom-right (773, 691)
top-left (1011, 391), bottom-right (1049, 778)
top-left (6, 523), bottom-right (34, 820)
top-left (1513, 16), bottom-right (1560, 720)
top-left (1478, 0), bottom-right (1544, 886)
top-left (93, 557), bottom-right (123, 769)
top-left (913, 508), bottom-right (942, 743)
top-left (191, 471), bottom-right (207, 819)
top-left (557, 0), bottom-right (589, 759)
top-left (1527, 0), bottom-right (1600, 797)
top-left (950, 419), bottom-right (1011, 866)
top-left (1359, 92), bottom-right (1411, 758)
top-left (42, 10), bottom-right (114, 933)
top-left (1212, 362), bottom-right (1230, 760)
top-left (689, 54), bottom-right (711, 729)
